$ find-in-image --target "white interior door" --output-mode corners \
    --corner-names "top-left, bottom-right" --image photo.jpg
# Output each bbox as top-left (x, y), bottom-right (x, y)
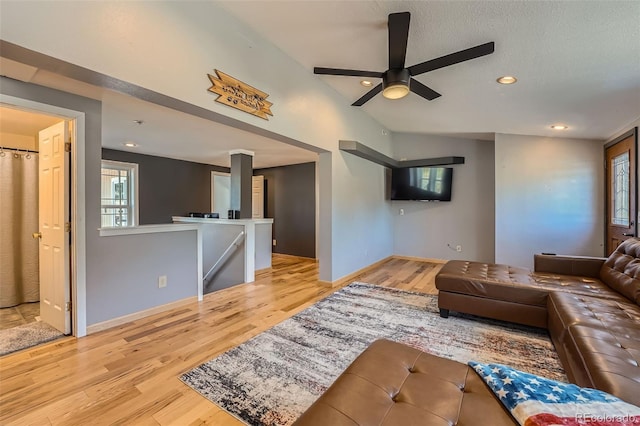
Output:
top-left (212, 172), bottom-right (230, 216)
top-left (252, 175), bottom-right (264, 219)
top-left (38, 121), bottom-right (71, 334)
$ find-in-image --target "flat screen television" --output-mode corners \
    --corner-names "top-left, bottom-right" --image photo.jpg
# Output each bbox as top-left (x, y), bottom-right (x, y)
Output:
top-left (390, 167), bottom-right (453, 201)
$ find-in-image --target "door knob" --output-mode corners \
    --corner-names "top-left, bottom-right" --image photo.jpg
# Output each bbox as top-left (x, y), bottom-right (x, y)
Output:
top-left (32, 232), bottom-right (42, 239)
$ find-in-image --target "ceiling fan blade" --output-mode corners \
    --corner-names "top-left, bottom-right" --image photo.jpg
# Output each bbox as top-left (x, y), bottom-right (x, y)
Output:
top-left (352, 83), bottom-right (383, 106)
top-left (408, 42), bottom-right (495, 76)
top-left (314, 67), bottom-right (383, 78)
top-left (388, 12), bottom-right (411, 69)
top-left (409, 78), bottom-right (441, 101)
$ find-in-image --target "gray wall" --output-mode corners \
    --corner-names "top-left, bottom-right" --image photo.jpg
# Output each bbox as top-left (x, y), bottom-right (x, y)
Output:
top-left (200, 224), bottom-right (245, 293)
top-left (1, 77), bottom-right (202, 328)
top-left (391, 133), bottom-right (496, 263)
top-left (102, 148), bottom-right (228, 224)
top-left (90, 231), bottom-right (199, 323)
top-left (255, 162), bottom-right (316, 258)
top-left (495, 133), bottom-right (604, 268)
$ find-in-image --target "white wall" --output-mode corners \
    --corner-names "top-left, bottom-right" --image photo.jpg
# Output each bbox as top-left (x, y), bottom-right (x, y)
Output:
top-left (0, 1), bottom-right (395, 283)
top-left (392, 133), bottom-right (496, 262)
top-left (495, 134), bottom-right (604, 268)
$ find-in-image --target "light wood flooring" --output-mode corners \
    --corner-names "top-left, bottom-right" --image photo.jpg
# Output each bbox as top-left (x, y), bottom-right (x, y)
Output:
top-left (0, 255), bottom-right (442, 425)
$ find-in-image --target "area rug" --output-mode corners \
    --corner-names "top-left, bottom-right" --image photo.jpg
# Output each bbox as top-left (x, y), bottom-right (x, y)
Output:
top-left (0, 321), bottom-right (64, 356)
top-left (181, 282), bottom-right (565, 426)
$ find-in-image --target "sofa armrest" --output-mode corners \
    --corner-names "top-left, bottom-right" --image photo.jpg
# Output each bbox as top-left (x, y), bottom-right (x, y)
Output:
top-left (534, 254), bottom-right (606, 278)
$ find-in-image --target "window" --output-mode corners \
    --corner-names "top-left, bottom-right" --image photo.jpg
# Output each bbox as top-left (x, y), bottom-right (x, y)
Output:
top-left (101, 160), bottom-right (138, 227)
top-left (611, 151), bottom-right (630, 226)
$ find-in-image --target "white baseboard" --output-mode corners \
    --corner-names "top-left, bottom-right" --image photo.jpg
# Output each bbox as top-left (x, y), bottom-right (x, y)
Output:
top-left (86, 296), bottom-right (198, 334)
top-left (393, 255), bottom-right (448, 264)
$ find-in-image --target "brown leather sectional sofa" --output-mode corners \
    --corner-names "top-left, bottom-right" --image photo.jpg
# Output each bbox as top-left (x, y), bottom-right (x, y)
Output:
top-left (436, 238), bottom-right (640, 406)
top-left (295, 240), bottom-right (640, 425)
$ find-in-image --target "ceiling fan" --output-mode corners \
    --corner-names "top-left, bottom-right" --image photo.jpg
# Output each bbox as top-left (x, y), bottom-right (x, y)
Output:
top-left (314, 12), bottom-right (495, 106)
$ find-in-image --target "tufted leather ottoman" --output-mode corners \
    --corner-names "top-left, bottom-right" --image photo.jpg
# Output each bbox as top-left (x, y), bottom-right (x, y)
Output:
top-left (293, 339), bottom-right (516, 426)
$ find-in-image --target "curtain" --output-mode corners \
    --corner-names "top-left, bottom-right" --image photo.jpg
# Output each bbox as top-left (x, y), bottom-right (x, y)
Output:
top-left (0, 149), bottom-right (39, 308)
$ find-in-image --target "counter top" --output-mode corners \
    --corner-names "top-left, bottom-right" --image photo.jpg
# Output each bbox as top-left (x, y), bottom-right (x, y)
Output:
top-left (172, 216), bottom-right (274, 225)
top-left (99, 223), bottom-right (200, 237)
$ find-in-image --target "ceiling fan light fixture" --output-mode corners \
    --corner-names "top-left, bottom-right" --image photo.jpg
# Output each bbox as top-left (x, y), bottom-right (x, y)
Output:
top-left (382, 68), bottom-right (410, 100)
top-left (382, 83), bottom-right (410, 99)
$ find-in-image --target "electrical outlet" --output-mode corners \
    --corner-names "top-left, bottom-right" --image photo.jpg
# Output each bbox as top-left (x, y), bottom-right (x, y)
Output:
top-left (456, 245), bottom-right (462, 252)
top-left (272, 239), bottom-right (277, 246)
top-left (158, 275), bottom-right (167, 288)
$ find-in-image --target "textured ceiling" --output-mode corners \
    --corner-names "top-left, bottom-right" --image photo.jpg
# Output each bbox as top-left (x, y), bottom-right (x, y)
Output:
top-left (219, 0), bottom-right (640, 140)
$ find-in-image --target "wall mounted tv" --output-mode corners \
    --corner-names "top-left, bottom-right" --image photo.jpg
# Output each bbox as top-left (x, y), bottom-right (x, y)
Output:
top-left (390, 167), bottom-right (453, 201)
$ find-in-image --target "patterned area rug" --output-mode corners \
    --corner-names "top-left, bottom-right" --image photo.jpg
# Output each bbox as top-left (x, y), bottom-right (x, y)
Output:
top-left (0, 321), bottom-right (64, 356)
top-left (181, 282), bottom-right (565, 426)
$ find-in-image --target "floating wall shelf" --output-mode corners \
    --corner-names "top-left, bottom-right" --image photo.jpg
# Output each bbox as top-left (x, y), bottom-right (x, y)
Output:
top-left (339, 140), bottom-right (464, 168)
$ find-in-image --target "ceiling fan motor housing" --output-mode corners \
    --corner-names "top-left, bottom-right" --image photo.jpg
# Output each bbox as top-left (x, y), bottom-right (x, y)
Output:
top-left (384, 69), bottom-right (410, 90)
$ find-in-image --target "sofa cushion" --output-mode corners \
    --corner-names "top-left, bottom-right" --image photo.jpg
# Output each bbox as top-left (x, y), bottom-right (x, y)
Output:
top-left (546, 292), bottom-right (640, 406)
top-left (548, 292), bottom-right (639, 342)
top-left (567, 324), bottom-right (640, 407)
top-left (600, 238), bottom-right (640, 305)
top-left (436, 261), bottom-right (619, 308)
top-left (293, 339), bottom-right (516, 426)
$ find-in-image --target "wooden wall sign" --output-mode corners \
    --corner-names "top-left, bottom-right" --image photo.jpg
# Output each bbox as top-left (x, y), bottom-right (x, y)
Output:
top-left (207, 70), bottom-right (273, 120)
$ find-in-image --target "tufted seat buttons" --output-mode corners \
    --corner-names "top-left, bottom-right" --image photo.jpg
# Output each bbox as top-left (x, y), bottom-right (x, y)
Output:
top-left (293, 339), bottom-right (518, 426)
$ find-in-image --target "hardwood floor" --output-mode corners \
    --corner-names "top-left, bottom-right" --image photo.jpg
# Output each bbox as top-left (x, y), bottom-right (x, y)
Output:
top-left (0, 255), bottom-right (442, 425)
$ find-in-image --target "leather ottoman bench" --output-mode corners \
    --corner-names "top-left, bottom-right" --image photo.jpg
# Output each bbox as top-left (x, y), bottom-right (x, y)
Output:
top-left (293, 339), bottom-right (516, 426)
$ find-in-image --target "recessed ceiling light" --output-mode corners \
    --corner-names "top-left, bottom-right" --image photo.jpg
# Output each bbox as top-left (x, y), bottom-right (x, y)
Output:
top-left (360, 80), bottom-right (373, 87)
top-left (497, 76), bottom-right (517, 85)
top-left (133, 120), bottom-right (144, 125)
top-left (123, 142), bottom-right (139, 147)
top-left (551, 125), bottom-right (568, 130)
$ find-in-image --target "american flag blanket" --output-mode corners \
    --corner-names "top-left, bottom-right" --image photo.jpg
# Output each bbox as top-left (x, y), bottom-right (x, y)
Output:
top-left (469, 362), bottom-right (640, 426)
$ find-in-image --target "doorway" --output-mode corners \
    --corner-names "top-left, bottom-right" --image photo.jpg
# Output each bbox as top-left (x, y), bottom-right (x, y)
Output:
top-left (605, 128), bottom-right (638, 255)
top-left (0, 106), bottom-right (72, 353)
top-left (211, 172), bottom-right (231, 217)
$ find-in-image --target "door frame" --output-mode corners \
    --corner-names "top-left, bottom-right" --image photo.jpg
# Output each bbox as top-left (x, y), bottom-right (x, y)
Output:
top-left (604, 127), bottom-right (639, 256)
top-left (1, 94), bottom-right (87, 337)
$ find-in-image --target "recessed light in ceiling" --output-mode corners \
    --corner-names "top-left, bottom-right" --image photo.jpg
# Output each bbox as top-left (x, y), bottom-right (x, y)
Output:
top-left (360, 80), bottom-right (373, 87)
top-left (550, 124), bottom-right (568, 130)
top-left (123, 142), bottom-right (139, 147)
top-left (497, 76), bottom-right (517, 85)
top-left (133, 120), bottom-right (144, 125)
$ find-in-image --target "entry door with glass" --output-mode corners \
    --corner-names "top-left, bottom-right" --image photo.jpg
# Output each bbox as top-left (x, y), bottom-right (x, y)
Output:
top-left (605, 130), bottom-right (638, 255)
